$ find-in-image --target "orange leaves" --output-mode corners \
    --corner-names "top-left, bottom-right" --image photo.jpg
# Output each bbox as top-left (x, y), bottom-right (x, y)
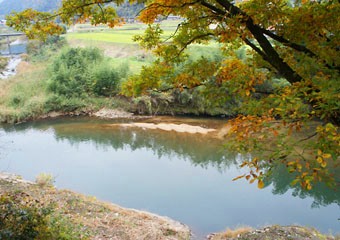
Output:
top-left (216, 58), bottom-right (266, 99)
top-left (232, 175), bottom-right (245, 181)
top-left (257, 180), bottom-right (265, 189)
top-left (227, 115), bottom-right (275, 144)
top-left (138, 0), bottom-right (194, 24)
top-left (6, 9), bottom-right (64, 41)
top-left (232, 158), bottom-right (266, 189)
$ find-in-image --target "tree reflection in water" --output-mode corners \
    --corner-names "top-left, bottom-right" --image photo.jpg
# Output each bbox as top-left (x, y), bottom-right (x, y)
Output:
top-left (3, 117), bottom-right (339, 209)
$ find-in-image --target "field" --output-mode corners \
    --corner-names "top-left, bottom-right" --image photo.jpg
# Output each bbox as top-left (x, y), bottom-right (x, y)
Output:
top-left (65, 20), bottom-right (221, 73)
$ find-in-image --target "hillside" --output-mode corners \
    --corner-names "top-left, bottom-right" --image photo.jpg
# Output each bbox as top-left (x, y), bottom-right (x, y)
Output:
top-left (0, 0), bottom-right (60, 15)
top-left (0, 0), bottom-right (143, 18)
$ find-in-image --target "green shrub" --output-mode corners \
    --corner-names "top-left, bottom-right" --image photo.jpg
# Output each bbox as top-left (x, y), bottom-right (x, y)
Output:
top-left (0, 191), bottom-right (85, 240)
top-left (92, 64), bottom-right (119, 96)
top-left (44, 95), bottom-right (87, 112)
top-left (49, 47), bottom-right (101, 97)
top-left (49, 47), bottom-right (125, 97)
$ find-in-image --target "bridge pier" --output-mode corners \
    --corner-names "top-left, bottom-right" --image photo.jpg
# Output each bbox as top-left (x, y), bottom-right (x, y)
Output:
top-left (6, 36), bottom-right (11, 55)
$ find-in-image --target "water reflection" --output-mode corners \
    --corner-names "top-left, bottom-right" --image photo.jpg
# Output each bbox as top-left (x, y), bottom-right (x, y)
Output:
top-left (3, 117), bottom-right (339, 209)
top-left (1, 117), bottom-right (339, 236)
top-left (266, 163), bottom-right (340, 208)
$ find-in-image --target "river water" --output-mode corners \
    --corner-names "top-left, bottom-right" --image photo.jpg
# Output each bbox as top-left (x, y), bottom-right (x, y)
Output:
top-left (0, 117), bottom-right (339, 238)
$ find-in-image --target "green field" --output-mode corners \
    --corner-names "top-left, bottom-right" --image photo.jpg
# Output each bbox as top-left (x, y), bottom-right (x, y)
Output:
top-left (65, 20), bottom-right (222, 74)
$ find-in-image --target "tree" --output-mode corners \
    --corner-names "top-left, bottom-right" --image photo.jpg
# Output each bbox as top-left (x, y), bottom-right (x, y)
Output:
top-left (6, 0), bottom-right (339, 189)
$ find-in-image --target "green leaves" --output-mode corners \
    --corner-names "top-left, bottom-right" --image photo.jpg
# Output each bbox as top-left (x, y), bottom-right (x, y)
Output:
top-left (133, 24), bottom-right (163, 50)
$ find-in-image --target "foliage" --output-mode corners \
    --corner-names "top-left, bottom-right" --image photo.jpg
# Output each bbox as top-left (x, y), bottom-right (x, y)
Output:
top-left (6, 0), bottom-right (340, 189)
top-left (0, 191), bottom-right (83, 240)
top-left (27, 36), bottom-right (67, 62)
top-left (0, 0), bottom-right (60, 15)
top-left (48, 47), bottom-right (126, 97)
top-left (0, 57), bottom-right (8, 72)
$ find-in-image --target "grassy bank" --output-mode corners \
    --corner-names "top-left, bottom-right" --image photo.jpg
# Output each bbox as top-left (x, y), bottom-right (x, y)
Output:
top-left (0, 57), bottom-right (120, 123)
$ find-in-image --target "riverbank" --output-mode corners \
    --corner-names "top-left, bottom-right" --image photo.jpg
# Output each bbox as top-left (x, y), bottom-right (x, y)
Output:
top-left (0, 55), bottom-right (22, 79)
top-left (0, 172), bottom-right (191, 240)
top-left (208, 225), bottom-right (339, 240)
top-left (1, 173), bottom-right (338, 240)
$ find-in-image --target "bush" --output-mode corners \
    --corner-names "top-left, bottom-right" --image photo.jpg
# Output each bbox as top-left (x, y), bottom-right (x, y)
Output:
top-left (44, 95), bottom-right (87, 112)
top-left (49, 47), bottom-right (125, 97)
top-left (0, 191), bottom-right (85, 240)
top-left (92, 64), bottom-right (119, 96)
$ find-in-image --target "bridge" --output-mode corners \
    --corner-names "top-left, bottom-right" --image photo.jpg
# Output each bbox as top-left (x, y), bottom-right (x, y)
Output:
top-left (0, 32), bottom-right (26, 55)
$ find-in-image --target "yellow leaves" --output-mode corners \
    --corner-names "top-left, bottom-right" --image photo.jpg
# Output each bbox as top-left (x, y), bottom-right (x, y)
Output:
top-left (257, 180), bottom-right (264, 189)
top-left (320, 161), bottom-right (327, 168)
top-left (234, 158), bottom-right (265, 189)
top-left (316, 156), bottom-right (323, 164)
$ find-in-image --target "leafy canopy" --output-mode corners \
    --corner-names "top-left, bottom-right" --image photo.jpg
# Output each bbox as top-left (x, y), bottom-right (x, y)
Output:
top-left (6, 0), bottom-right (340, 189)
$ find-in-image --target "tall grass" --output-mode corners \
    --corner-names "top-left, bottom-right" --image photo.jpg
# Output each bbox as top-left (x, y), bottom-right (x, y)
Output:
top-left (0, 62), bottom-right (49, 123)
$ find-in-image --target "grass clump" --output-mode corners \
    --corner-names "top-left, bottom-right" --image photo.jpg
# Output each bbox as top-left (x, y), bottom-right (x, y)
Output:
top-left (35, 173), bottom-right (55, 188)
top-left (0, 56), bottom-right (8, 72)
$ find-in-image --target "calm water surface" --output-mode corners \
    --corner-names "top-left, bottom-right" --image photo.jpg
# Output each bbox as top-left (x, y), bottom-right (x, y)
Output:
top-left (0, 117), bottom-right (339, 239)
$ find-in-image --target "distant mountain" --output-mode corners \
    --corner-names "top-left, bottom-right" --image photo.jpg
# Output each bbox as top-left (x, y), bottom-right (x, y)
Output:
top-left (0, 0), bottom-right (143, 18)
top-left (0, 0), bottom-right (60, 15)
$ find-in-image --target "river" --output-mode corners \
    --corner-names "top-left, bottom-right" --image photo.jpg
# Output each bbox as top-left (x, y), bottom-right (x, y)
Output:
top-left (0, 117), bottom-right (339, 239)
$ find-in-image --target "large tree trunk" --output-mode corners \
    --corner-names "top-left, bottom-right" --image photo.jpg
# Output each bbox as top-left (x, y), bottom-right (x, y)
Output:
top-left (213, 0), bottom-right (303, 84)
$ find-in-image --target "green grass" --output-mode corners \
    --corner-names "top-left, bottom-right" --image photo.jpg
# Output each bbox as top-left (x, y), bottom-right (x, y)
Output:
top-left (65, 21), bottom-right (222, 75)
top-left (66, 29), bottom-right (174, 44)
top-left (66, 20), bottom-right (182, 44)
top-left (0, 62), bottom-right (50, 123)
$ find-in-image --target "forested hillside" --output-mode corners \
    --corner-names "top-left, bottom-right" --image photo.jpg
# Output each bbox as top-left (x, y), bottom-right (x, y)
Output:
top-left (0, 0), bottom-right (60, 15)
top-left (114, 1), bottom-right (144, 18)
top-left (0, 0), bottom-right (143, 18)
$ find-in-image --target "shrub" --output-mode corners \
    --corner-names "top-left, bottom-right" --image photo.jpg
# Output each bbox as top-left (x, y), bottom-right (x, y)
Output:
top-left (92, 64), bottom-right (120, 96)
top-left (44, 95), bottom-right (87, 112)
top-left (49, 47), bottom-right (100, 97)
top-left (0, 191), bottom-right (85, 240)
top-left (49, 47), bottom-right (125, 97)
